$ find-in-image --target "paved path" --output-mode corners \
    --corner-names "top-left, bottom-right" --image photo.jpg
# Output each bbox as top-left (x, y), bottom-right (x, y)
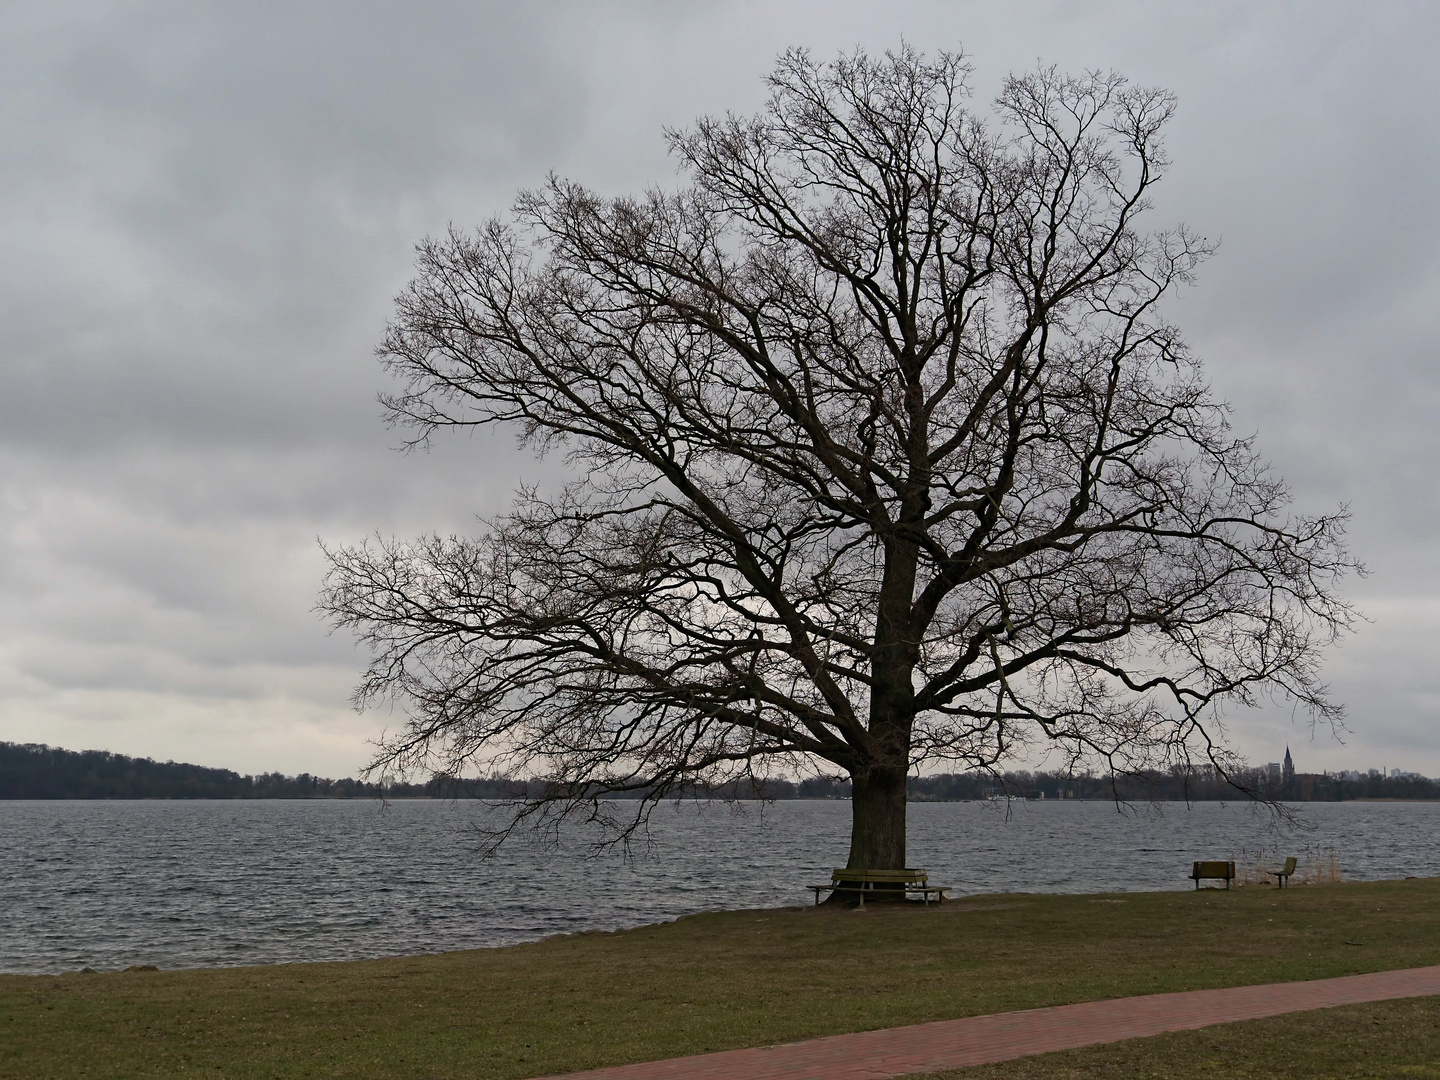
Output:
top-left (533, 964), bottom-right (1440, 1080)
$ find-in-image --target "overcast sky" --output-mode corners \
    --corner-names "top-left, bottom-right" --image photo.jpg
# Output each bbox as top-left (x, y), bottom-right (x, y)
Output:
top-left (2, 0), bottom-right (1436, 779)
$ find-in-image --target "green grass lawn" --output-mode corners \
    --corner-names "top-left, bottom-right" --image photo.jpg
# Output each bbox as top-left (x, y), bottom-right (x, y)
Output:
top-left (2, 878), bottom-right (1439, 1079)
top-left (927, 997), bottom-right (1440, 1079)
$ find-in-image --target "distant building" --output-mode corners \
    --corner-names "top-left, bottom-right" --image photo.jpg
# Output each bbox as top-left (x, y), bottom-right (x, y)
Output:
top-left (1283, 747), bottom-right (1295, 785)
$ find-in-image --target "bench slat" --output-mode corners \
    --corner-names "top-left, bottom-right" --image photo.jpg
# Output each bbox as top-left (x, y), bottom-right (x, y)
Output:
top-left (1192, 860), bottom-right (1234, 877)
top-left (830, 868), bottom-right (928, 882)
top-left (815, 887), bottom-right (950, 896)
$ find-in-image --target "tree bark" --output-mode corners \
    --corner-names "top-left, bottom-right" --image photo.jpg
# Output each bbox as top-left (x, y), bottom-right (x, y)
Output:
top-left (822, 763), bottom-right (910, 905)
top-left (846, 763), bottom-right (908, 871)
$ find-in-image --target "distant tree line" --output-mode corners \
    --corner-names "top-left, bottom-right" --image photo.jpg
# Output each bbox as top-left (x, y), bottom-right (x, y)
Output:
top-left (0, 743), bottom-right (432, 800)
top-left (677, 767), bottom-right (1440, 803)
top-left (3, 741), bottom-right (1436, 801)
top-left (905, 767), bottom-right (1440, 803)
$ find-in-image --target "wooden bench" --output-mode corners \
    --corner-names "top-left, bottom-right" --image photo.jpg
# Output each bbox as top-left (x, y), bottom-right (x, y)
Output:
top-left (809, 868), bottom-right (949, 908)
top-left (1191, 860), bottom-right (1236, 889)
top-left (1267, 856), bottom-right (1298, 888)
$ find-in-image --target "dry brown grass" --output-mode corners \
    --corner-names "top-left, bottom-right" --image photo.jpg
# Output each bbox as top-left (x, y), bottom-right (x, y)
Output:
top-left (1233, 844), bottom-right (1345, 886)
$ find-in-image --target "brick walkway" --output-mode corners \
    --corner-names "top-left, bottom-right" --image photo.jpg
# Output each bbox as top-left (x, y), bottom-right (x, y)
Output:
top-left (533, 964), bottom-right (1440, 1080)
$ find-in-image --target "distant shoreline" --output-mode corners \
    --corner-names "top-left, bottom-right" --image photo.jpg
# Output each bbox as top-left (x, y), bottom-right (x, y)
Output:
top-left (8, 794), bottom-right (1440, 804)
top-left (6, 741), bottom-right (1439, 802)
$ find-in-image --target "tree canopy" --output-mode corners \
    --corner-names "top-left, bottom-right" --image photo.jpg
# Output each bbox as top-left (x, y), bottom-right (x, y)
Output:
top-left (322, 46), bottom-right (1355, 866)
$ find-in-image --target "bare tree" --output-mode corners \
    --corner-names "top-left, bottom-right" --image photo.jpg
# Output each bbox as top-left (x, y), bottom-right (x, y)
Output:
top-left (322, 47), bottom-right (1356, 870)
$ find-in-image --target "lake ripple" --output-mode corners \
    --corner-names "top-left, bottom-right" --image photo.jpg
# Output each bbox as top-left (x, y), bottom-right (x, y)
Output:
top-left (2, 798), bottom-right (1436, 974)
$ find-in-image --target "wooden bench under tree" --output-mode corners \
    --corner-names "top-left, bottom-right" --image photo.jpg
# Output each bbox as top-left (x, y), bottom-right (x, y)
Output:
top-left (809, 868), bottom-right (950, 908)
top-left (1191, 860), bottom-right (1237, 889)
top-left (1267, 856), bottom-right (1298, 888)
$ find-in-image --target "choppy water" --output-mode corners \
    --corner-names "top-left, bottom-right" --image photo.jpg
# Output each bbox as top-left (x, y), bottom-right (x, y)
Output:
top-left (1, 798), bottom-right (1436, 974)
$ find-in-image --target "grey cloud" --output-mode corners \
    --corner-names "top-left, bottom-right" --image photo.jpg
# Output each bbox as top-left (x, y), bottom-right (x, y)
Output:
top-left (1, 0), bottom-right (1437, 776)
top-left (0, 1), bottom-right (596, 462)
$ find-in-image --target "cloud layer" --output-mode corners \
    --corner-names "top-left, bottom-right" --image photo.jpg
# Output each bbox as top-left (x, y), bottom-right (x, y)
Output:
top-left (2, 1), bottom-right (1436, 776)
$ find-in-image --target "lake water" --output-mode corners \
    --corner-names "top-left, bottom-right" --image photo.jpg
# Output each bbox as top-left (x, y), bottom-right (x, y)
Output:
top-left (2, 798), bottom-right (1436, 975)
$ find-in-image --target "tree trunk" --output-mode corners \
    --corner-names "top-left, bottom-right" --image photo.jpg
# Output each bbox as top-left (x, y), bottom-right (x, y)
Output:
top-left (846, 764), bottom-right (908, 870)
top-left (821, 764), bottom-right (909, 905)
